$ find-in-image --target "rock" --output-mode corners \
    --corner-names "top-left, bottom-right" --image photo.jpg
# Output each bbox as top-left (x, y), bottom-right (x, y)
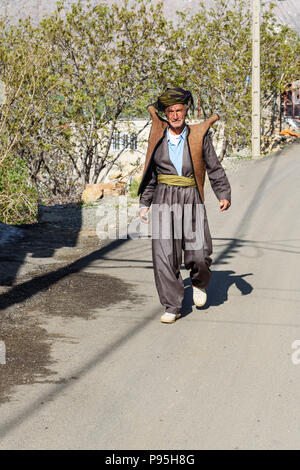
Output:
top-left (81, 182), bottom-right (127, 203)
top-left (101, 182), bottom-right (126, 196)
top-left (108, 171), bottom-right (122, 180)
top-left (81, 185), bottom-right (104, 204)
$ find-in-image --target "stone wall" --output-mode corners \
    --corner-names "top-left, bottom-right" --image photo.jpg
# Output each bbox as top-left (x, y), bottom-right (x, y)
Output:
top-left (37, 195), bottom-right (143, 246)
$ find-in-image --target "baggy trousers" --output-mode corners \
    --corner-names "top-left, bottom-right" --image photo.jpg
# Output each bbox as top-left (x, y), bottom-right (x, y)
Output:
top-left (151, 182), bottom-right (213, 314)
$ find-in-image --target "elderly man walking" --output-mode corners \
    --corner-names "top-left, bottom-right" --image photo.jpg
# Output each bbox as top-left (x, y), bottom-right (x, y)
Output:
top-left (138, 88), bottom-right (231, 324)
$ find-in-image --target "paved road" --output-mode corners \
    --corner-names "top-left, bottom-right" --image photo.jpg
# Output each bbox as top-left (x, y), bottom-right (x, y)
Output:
top-left (0, 143), bottom-right (300, 450)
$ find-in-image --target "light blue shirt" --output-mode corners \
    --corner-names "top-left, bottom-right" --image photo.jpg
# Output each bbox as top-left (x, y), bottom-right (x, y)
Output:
top-left (167, 126), bottom-right (187, 176)
top-left (139, 125), bottom-right (187, 211)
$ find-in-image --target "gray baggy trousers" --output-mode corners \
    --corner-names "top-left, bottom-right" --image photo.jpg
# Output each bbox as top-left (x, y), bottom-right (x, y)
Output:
top-left (151, 182), bottom-right (213, 314)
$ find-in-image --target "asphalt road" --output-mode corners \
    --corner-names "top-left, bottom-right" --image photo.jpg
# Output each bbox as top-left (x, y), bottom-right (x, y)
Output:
top-left (0, 143), bottom-right (300, 450)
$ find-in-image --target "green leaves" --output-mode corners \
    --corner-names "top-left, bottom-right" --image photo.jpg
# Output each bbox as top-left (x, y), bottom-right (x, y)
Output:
top-left (0, 0), bottom-right (299, 222)
top-left (175, 0), bottom-right (299, 156)
top-left (0, 157), bottom-right (38, 224)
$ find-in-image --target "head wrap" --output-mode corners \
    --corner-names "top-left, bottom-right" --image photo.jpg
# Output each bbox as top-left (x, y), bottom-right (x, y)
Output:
top-left (154, 87), bottom-right (194, 113)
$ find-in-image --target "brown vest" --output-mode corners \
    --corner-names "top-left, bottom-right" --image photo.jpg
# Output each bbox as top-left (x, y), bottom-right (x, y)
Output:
top-left (137, 105), bottom-right (219, 203)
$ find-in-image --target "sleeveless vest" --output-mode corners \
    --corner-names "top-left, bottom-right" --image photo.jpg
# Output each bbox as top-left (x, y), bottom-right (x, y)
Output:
top-left (137, 105), bottom-right (219, 203)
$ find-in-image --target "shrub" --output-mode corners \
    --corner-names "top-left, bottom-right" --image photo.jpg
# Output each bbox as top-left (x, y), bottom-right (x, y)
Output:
top-left (128, 177), bottom-right (141, 198)
top-left (0, 157), bottom-right (38, 224)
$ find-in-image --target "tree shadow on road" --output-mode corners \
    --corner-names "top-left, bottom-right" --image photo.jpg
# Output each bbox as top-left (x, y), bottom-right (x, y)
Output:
top-left (0, 237), bottom-right (129, 311)
top-left (0, 203), bottom-right (83, 287)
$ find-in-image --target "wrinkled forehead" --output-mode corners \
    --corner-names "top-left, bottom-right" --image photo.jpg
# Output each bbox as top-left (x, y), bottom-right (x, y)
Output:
top-left (165, 103), bottom-right (186, 113)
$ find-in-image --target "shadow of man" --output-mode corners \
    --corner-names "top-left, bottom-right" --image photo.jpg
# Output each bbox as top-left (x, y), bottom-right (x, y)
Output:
top-left (181, 270), bottom-right (253, 317)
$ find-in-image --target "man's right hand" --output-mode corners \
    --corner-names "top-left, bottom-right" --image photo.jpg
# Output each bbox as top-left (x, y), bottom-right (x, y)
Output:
top-left (139, 207), bottom-right (150, 224)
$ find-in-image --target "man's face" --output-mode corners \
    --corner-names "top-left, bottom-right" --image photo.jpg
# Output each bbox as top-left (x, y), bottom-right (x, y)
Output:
top-left (165, 103), bottom-right (187, 129)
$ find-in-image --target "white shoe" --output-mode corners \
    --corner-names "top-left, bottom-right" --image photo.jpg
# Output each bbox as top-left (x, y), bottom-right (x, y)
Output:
top-left (192, 286), bottom-right (207, 307)
top-left (160, 312), bottom-right (181, 324)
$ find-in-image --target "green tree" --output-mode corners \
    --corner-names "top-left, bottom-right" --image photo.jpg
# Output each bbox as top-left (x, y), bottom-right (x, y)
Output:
top-left (177, 0), bottom-right (299, 158)
top-left (1, 0), bottom-right (178, 212)
top-left (0, 17), bottom-right (52, 222)
top-left (260, 2), bottom-right (300, 146)
top-left (39, 0), bottom-right (176, 187)
top-left (0, 157), bottom-right (37, 224)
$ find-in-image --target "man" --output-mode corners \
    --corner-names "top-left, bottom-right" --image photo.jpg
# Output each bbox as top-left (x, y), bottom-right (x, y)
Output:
top-left (137, 87), bottom-right (231, 324)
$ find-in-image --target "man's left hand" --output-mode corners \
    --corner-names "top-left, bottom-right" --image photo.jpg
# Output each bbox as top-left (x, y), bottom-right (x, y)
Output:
top-left (219, 199), bottom-right (231, 212)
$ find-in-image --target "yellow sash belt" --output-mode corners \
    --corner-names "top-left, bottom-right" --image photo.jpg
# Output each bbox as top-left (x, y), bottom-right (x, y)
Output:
top-left (157, 174), bottom-right (197, 187)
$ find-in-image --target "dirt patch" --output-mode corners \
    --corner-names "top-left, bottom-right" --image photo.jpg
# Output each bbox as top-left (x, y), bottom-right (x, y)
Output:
top-left (0, 269), bottom-right (139, 319)
top-left (0, 316), bottom-right (56, 404)
top-left (40, 271), bottom-right (139, 318)
top-left (0, 260), bottom-right (141, 404)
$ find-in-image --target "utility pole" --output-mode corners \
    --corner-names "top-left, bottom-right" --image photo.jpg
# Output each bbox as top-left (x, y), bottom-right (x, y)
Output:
top-left (252, 0), bottom-right (261, 158)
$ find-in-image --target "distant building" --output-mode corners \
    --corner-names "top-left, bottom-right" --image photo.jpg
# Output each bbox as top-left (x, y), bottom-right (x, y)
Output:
top-left (283, 81), bottom-right (300, 121)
